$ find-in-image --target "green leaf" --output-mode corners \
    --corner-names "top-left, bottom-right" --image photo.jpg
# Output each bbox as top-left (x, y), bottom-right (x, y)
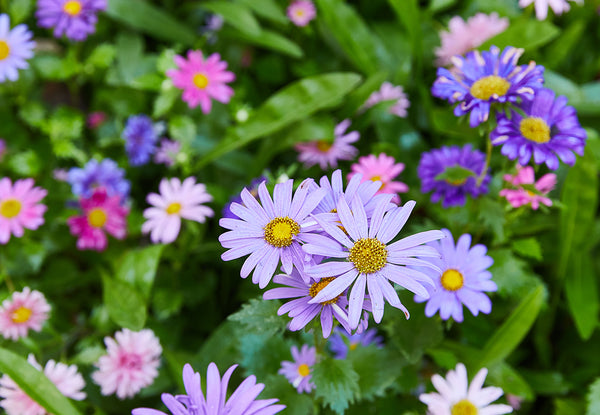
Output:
top-left (102, 275), bottom-right (147, 330)
top-left (114, 245), bottom-right (164, 300)
top-left (481, 19), bottom-right (560, 50)
top-left (545, 70), bottom-right (600, 116)
top-left (0, 348), bottom-right (82, 415)
top-left (153, 86), bottom-right (180, 118)
top-left (488, 249), bottom-right (540, 298)
top-left (565, 254), bottom-right (599, 340)
top-left (347, 345), bottom-right (401, 400)
top-left (7, 150), bottom-right (41, 177)
top-left (556, 398), bottom-right (586, 415)
top-left (434, 165), bottom-right (476, 184)
top-left (9, 0), bottom-right (33, 24)
top-left (312, 357), bottom-right (359, 414)
top-left (478, 198), bottom-right (506, 244)
top-left (85, 44), bottom-right (117, 69)
top-left (487, 363), bottom-right (535, 401)
top-left (237, 332), bottom-right (291, 380)
top-left (235, 0), bottom-right (288, 24)
top-left (521, 369), bottom-right (570, 396)
top-left (545, 20), bottom-right (587, 70)
top-left (262, 374), bottom-right (314, 415)
top-left (587, 378), bottom-right (600, 415)
top-left (511, 237), bottom-right (543, 261)
top-left (220, 27), bottom-right (303, 58)
top-left (201, 1), bottom-right (261, 36)
top-left (227, 297), bottom-right (287, 336)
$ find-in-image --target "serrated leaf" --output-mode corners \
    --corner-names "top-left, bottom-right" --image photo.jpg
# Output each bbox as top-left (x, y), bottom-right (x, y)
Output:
top-left (262, 374), bottom-right (314, 415)
top-left (227, 297), bottom-right (286, 336)
top-left (478, 197), bottom-right (506, 244)
top-left (102, 275), bottom-right (147, 330)
top-left (586, 378), bottom-right (600, 415)
top-left (488, 249), bottom-right (540, 298)
top-left (237, 332), bottom-right (291, 380)
top-left (347, 345), bottom-right (400, 400)
top-left (511, 237), bottom-right (543, 261)
top-left (201, 1), bottom-right (261, 36)
top-left (114, 245), bottom-right (164, 300)
top-left (312, 357), bottom-right (359, 414)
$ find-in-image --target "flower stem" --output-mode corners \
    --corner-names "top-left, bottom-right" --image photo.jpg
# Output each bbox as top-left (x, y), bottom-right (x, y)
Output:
top-left (477, 137), bottom-right (493, 186)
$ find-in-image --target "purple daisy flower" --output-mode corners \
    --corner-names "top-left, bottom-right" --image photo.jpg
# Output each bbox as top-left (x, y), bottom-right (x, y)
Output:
top-left (432, 46), bottom-right (544, 127)
top-left (302, 195), bottom-right (445, 329)
top-left (123, 114), bottom-right (159, 166)
top-left (36, 0), bottom-right (107, 42)
top-left (278, 345), bottom-right (316, 394)
top-left (67, 158), bottom-right (130, 202)
top-left (418, 145), bottom-right (490, 208)
top-left (328, 326), bottom-right (384, 360)
top-left (413, 229), bottom-right (497, 322)
top-left (0, 14), bottom-right (35, 83)
top-left (222, 176), bottom-right (267, 220)
top-left (219, 179), bottom-right (326, 288)
top-left (490, 88), bottom-right (586, 170)
top-left (153, 139), bottom-right (181, 167)
top-left (132, 362), bottom-right (285, 415)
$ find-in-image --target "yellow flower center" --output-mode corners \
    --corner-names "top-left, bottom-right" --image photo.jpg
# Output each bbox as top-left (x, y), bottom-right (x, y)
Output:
top-left (370, 175), bottom-right (386, 191)
top-left (520, 117), bottom-right (551, 143)
top-left (87, 208), bottom-right (107, 228)
top-left (526, 190), bottom-right (537, 197)
top-left (63, 0), bottom-right (82, 16)
top-left (349, 342), bottom-right (358, 351)
top-left (470, 75), bottom-right (511, 101)
top-left (316, 140), bottom-right (332, 152)
top-left (348, 238), bottom-right (388, 274)
top-left (441, 269), bottom-right (464, 291)
top-left (0, 199), bottom-right (22, 219)
top-left (264, 217), bottom-right (300, 248)
top-left (297, 363), bottom-right (310, 377)
top-left (309, 277), bottom-right (341, 305)
top-left (445, 178), bottom-right (467, 186)
top-left (451, 399), bottom-right (478, 415)
top-left (193, 73), bottom-right (209, 89)
top-left (166, 202), bottom-right (182, 215)
top-left (0, 40), bottom-right (10, 61)
top-left (11, 306), bottom-right (32, 324)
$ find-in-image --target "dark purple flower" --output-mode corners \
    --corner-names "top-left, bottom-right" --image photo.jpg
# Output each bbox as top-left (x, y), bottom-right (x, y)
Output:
top-left (328, 326), bottom-right (384, 359)
top-left (122, 114), bottom-right (158, 167)
top-left (36, 0), bottom-right (107, 42)
top-left (67, 158), bottom-right (130, 202)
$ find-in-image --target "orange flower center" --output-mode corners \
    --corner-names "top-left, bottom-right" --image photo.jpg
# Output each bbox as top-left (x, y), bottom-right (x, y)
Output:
top-left (63, 0), bottom-right (83, 16)
top-left (193, 73), bottom-right (209, 89)
top-left (0, 41), bottom-right (10, 61)
top-left (11, 306), bottom-right (32, 324)
top-left (88, 208), bottom-right (107, 228)
top-left (0, 199), bottom-right (22, 219)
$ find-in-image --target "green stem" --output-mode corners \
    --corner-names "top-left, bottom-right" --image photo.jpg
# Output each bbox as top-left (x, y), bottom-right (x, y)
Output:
top-left (477, 137), bottom-right (493, 187)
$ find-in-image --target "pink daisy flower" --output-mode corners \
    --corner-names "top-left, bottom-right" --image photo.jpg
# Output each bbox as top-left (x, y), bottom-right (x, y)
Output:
top-left (67, 187), bottom-right (128, 251)
top-left (92, 328), bottom-right (162, 400)
top-left (435, 13), bottom-right (509, 66)
top-left (0, 354), bottom-right (86, 415)
top-left (287, 0), bottom-right (316, 27)
top-left (278, 345), bottom-right (316, 393)
top-left (362, 82), bottom-right (410, 118)
top-left (166, 50), bottom-right (235, 114)
top-left (347, 153), bottom-right (409, 203)
top-left (0, 178), bottom-right (47, 244)
top-left (294, 119), bottom-right (360, 170)
top-left (499, 165), bottom-right (557, 210)
top-left (142, 177), bottom-right (214, 244)
top-left (0, 288), bottom-right (50, 341)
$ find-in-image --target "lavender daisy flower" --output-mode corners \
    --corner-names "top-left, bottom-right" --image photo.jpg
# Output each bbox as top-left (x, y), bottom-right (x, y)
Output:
top-left (418, 145), bottom-right (490, 208)
top-left (490, 88), bottom-right (586, 170)
top-left (432, 46), bottom-right (544, 127)
top-left (123, 115), bottom-right (159, 166)
top-left (153, 139), bottom-right (181, 167)
top-left (328, 326), bottom-right (384, 359)
top-left (303, 195), bottom-right (445, 328)
top-left (279, 345), bottom-right (316, 394)
top-left (0, 14), bottom-right (35, 83)
top-left (132, 362), bottom-right (285, 415)
top-left (36, 0), bottom-right (107, 42)
top-left (222, 176), bottom-right (266, 219)
top-left (68, 158), bottom-right (130, 201)
top-left (413, 229), bottom-right (496, 322)
top-left (219, 179), bottom-right (326, 288)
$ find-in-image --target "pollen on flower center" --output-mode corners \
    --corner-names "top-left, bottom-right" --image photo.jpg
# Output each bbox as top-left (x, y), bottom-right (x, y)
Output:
top-left (0, 41), bottom-right (10, 61)
top-left (309, 277), bottom-right (341, 305)
top-left (520, 117), bottom-right (551, 143)
top-left (264, 216), bottom-right (300, 248)
top-left (0, 199), bottom-right (22, 219)
top-left (316, 140), bottom-right (332, 152)
top-left (63, 0), bottom-right (83, 16)
top-left (441, 269), bottom-right (464, 291)
top-left (11, 306), bottom-right (32, 324)
top-left (349, 238), bottom-right (388, 274)
top-left (451, 399), bottom-right (478, 415)
top-left (297, 363), bottom-right (310, 377)
top-left (193, 73), bottom-right (209, 89)
top-left (470, 75), bottom-right (511, 100)
top-left (166, 202), bottom-right (182, 215)
top-left (88, 208), bottom-right (108, 228)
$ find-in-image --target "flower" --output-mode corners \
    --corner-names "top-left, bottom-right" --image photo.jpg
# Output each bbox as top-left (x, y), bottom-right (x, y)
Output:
top-left (142, 177), bottom-right (214, 244)
top-left (67, 158), bottom-right (130, 201)
top-left (519, 0), bottom-right (582, 20)
top-left (132, 362), bottom-right (285, 415)
top-left (413, 229), bottom-right (496, 322)
top-left (222, 176), bottom-right (266, 219)
top-left (420, 363), bottom-right (513, 415)
top-left (432, 46), bottom-right (545, 127)
top-left (418, 145), bottom-right (490, 208)
top-left (279, 345), bottom-right (316, 394)
top-left (0, 14), bottom-right (35, 83)
top-left (36, 0), bottom-right (107, 42)
top-left (362, 82), bottom-right (410, 118)
top-left (303, 195), bottom-right (445, 328)
top-left (153, 139), bottom-right (181, 167)
top-left (0, 288), bottom-right (50, 340)
top-left (328, 326), bottom-right (384, 359)
top-left (348, 153), bottom-right (408, 203)
top-left (93, 328), bottom-right (162, 400)
top-left (435, 13), bottom-right (509, 66)
top-left (87, 111), bottom-right (106, 129)
top-left (123, 114), bottom-right (159, 166)
top-left (490, 88), bottom-right (586, 170)
top-left (167, 50), bottom-right (235, 113)
top-left (500, 165), bottom-right (557, 209)
top-left (0, 354), bottom-right (85, 415)
top-left (294, 119), bottom-right (360, 170)
top-left (67, 187), bottom-right (128, 251)
top-left (219, 179), bottom-right (326, 288)
top-left (287, 1), bottom-right (316, 27)
top-left (0, 178), bottom-right (47, 244)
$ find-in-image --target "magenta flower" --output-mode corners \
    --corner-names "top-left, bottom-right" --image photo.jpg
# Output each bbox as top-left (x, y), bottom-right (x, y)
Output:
top-left (362, 82), bottom-right (410, 118)
top-left (295, 119), bottom-right (359, 170)
top-left (0, 178), bottom-right (47, 244)
top-left (0, 288), bottom-right (50, 341)
top-left (167, 50), bottom-right (235, 113)
top-left (67, 187), bottom-right (128, 251)
top-left (36, 0), bottom-right (107, 42)
top-left (348, 153), bottom-right (408, 203)
top-left (500, 165), bottom-right (556, 210)
top-left (86, 111), bottom-right (106, 129)
top-left (92, 328), bottom-right (162, 400)
top-left (279, 345), bottom-right (316, 394)
top-left (287, 0), bottom-right (316, 27)
top-left (519, 0), bottom-right (582, 20)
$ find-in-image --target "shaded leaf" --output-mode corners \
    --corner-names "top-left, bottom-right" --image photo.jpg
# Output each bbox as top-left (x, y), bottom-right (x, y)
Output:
top-left (102, 275), bottom-right (147, 330)
top-left (220, 27), bottom-right (302, 58)
top-left (511, 237), bottom-right (543, 261)
top-left (587, 378), bottom-right (600, 415)
top-left (481, 19), bottom-right (560, 50)
top-left (235, 0), bottom-right (288, 24)
top-left (347, 345), bottom-right (401, 400)
top-left (227, 297), bottom-right (286, 336)
top-left (114, 245), bottom-right (164, 300)
top-left (201, 1), bottom-right (262, 36)
top-left (312, 357), bottom-right (359, 414)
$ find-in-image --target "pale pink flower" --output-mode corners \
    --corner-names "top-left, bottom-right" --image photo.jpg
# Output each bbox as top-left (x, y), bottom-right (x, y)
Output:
top-left (0, 354), bottom-right (85, 415)
top-left (435, 13), bottom-right (509, 65)
top-left (519, 0), bottom-right (583, 20)
top-left (92, 328), bottom-right (162, 400)
top-left (166, 50), bottom-right (235, 114)
top-left (142, 177), bottom-right (214, 244)
top-left (0, 288), bottom-right (50, 341)
top-left (362, 82), bottom-right (410, 117)
top-left (67, 187), bottom-right (128, 251)
top-left (294, 119), bottom-right (359, 170)
top-left (153, 139), bottom-right (181, 167)
top-left (287, 0), bottom-right (316, 26)
top-left (499, 165), bottom-right (556, 210)
top-left (0, 178), bottom-right (47, 244)
top-left (347, 153), bottom-right (408, 203)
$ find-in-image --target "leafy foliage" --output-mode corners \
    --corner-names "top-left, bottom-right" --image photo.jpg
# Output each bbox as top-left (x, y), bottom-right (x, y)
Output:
top-left (312, 357), bottom-right (360, 414)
